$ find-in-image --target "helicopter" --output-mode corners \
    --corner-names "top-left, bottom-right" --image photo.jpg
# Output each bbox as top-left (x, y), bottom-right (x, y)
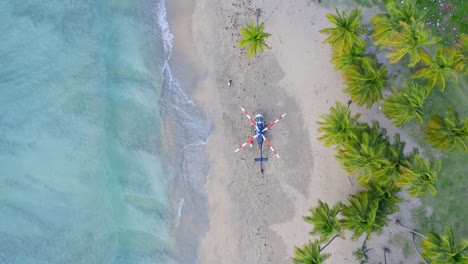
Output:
top-left (235, 107), bottom-right (286, 173)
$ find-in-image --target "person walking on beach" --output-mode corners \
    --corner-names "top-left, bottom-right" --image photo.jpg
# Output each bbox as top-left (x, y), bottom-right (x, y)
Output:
top-left (227, 79), bottom-right (232, 87)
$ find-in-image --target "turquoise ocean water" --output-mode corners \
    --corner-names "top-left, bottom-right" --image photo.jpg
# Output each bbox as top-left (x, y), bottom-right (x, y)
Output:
top-left (0, 0), bottom-right (209, 263)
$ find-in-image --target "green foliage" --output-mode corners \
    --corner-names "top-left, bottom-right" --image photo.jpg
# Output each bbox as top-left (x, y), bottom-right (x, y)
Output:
top-left (331, 45), bottom-right (365, 71)
top-left (352, 243), bottom-right (371, 264)
top-left (238, 22), bottom-right (271, 58)
top-left (342, 56), bottom-right (388, 108)
top-left (336, 122), bottom-right (389, 184)
top-left (371, 0), bottom-right (425, 48)
top-left (364, 180), bottom-right (402, 218)
top-left (370, 13), bottom-right (394, 48)
top-left (304, 200), bottom-right (344, 242)
top-left (340, 191), bottom-right (387, 240)
top-left (317, 102), bottom-right (364, 146)
top-left (381, 82), bottom-right (431, 127)
top-left (425, 108), bottom-right (468, 152)
top-left (375, 133), bottom-right (408, 185)
top-left (412, 47), bottom-right (465, 92)
top-left (410, 70), bottom-right (468, 251)
top-left (397, 154), bottom-right (441, 197)
top-left (417, 0), bottom-right (468, 45)
top-left (384, 0), bottom-right (425, 25)
top-left (320, 8), bottom-right (365, 53)
top-left (381, 20), bottom-right (440, 66)
top-left (371, 0), bottom-right (434, 64)
top-left (293, 240), bottom-right (331, 264)
top-left (421, 226), bottom-right (468, 263)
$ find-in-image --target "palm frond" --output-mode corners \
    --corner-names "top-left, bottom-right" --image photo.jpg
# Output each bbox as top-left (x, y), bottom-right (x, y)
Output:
top-left (382, 21), bottom-right (439, 66)
top-left (397, 154), bottom-right (441, 197)
top-left (381, 82), bottom-right (431, 127)
top-left (304, 200), bottom-right (344, 242)
top-left (374, 133), bottom-right (408, 185)
top-left (293, 240), bottom-right (331, 264)
top-left (421, 226), bottom-right (468, 263)
top-left (425, 108), bottom-right (468, 152)
top-left (371, 0), bottom-right (426, 48)
top-left (340, 191), bottom-right (386, 240)
top-left (336, 122), bottom-right (389, 184)
top-left (320, 8), bottom-right (365, 53)
top-left (317, 102), bottom-right (365, 147)
top-left (331, 45), bottom-right (366, 71)
top-left (342, 56), bottom-right (388, 108)
top-left (238, 22), bottom-right (271, 58)
top-left (364, 180), bottom-right (402, 218)
top-left (412, 46), bottom-right (465, 92)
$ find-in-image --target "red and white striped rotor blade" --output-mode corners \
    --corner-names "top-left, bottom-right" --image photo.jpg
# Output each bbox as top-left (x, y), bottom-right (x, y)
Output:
top-left (241, 107), bottom-right (258, 128)
top-left (262, 113), bottom-right (286, 132)
top-left (262, 135), bottom-right (280, 158)
top-left (235, 135), bottom-right (257, 153)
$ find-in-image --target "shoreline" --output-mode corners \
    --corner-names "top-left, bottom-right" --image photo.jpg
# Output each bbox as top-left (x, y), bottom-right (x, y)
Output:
top-left (165, 0), bottom-right (213, 262)
top-left (173, 0), bottom-right (423, 263)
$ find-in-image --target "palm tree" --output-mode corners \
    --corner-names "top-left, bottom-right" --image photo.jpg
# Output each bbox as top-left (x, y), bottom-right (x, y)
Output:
top-left (331, 45), bottom-right (365, 71)
top-left (422, 226), bottom-right (468, 263)
top-left (371, 0), bottom-right (425, 48)
top-left (304, 200), bottom-right (344, 242)
top-left (316, 102), bottom-right (364, 147)
top-left (293, 240), bottom-right (331, 264)
top-left (320, 8), bottom-right (365, 54)
top-left (396, 220), bottom-right (468, 264)
top-left (397, 154), bottom-right (441, 197)
top-left (238, 21), bottom-right (271, 58)
top-left (425, 108), bottom-right (468, 152)
top-left (371, 13), bottom-right (394, 48)
top-left (374, 133), bottom-right (407, 185)
top-left (412, 47), bottom-right (465, 92)
top-left (381, 20), bottom-right (439, 67)
top-left (340, 190), bottom-right (387, 240)
top-left (335, 122), bottom-right (389, 185)
top-left (381, 82), bottom-right (431, 127)
top-left (364, 180), bottom-right (402, 218)
top-left (342, 56), bottom-right (388, 108)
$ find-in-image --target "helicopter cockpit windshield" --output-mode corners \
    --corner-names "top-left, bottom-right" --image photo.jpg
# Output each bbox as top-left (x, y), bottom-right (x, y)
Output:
top-left (255, 116), bottom-right (263, 124)
top-left (255, 115), bottom-right (264, 131)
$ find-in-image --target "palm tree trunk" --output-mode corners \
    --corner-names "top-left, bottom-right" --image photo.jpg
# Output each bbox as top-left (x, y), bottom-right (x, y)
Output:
top-left (395, 219), bottom-right (427, 238)
top-left (359, 234), bottom-right (370, 264)
top-left (411, 232), bottom-right (428, 264)
top-left (361, 233), bottom-right (370, 249)
top-left (395, 219), bottom-right (428, 264)
top-left (320, 234), bottom-right (340, 251)
top-left (383, 247), bottom-right (390, 264)
top-left (256, 9), bottom-right (261, 26)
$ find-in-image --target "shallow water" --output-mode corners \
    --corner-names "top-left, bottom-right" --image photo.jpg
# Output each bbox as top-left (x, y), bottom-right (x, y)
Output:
top-left (0, 1), bottom-right (209, 263)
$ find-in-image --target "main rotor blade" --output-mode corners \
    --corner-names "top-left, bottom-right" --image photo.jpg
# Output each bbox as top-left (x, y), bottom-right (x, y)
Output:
top-left (262, 135), bottom-right (280, 158)
top-left (235, 135), bottom-right (258, 153)
top-left (241, 107), bottom-right (258, 128)
top-left (262, 113), bottom-right (286, 132)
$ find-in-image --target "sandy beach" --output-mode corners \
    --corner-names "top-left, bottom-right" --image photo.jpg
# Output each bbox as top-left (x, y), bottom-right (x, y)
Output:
top-left (167, 0), bottom-right (421, 263)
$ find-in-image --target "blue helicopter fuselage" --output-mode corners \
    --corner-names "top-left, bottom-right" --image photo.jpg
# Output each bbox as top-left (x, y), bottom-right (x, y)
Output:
top-left (255, 114), bottom-right (264, 146)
